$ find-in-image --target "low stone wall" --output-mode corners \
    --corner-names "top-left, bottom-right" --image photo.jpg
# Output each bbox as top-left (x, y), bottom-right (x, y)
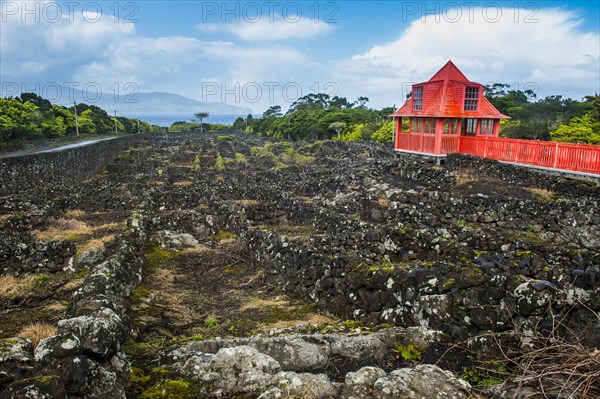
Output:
top-left (0, 199), bottom-right (154, 398)
top-left (0, 133), bottom-right (157, 196)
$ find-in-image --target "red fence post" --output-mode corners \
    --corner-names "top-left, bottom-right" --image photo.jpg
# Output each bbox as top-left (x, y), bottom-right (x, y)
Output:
top-left (483, 136), bottom-right (489, 158)
top-left (553, 142), bottom-right (559, 169)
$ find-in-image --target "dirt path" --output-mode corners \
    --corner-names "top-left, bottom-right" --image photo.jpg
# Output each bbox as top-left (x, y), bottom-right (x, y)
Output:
top-left (127, 235), bottom-right (337, 368)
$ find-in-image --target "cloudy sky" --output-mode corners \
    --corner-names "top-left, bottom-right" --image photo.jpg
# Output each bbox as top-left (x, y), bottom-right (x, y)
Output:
top-left (1, 0), bottom-right (599, 113)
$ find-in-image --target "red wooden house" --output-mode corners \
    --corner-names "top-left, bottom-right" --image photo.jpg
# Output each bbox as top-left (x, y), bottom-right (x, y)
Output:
top-left (389, 61), bottom-right (600, 175)
top-left (391, 60), bottom-right (509, 155)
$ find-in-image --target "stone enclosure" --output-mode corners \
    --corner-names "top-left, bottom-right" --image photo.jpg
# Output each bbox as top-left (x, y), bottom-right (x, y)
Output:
top-left (0, 132), bottom-right (598, 398)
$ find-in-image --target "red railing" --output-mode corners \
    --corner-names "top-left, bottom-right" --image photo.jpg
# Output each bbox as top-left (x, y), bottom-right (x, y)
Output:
top-left (396, 134), bottom-right (600, 175)
top-left (441, 136), bottom-right (460, 154)
top-left (457, 137), bottom-right (600, 174)
top-left (398, 133), bottom-right (436, 153)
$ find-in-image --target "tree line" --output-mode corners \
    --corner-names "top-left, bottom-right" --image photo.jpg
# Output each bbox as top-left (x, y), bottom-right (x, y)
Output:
top-left (230, 94), bottom-right (403, 143)
top-left (484, 84), bottom-right (600, 144)
top-left (0, 93), bottom-right (159, 143)
top-left (2, 89), bottom-right (599, 146)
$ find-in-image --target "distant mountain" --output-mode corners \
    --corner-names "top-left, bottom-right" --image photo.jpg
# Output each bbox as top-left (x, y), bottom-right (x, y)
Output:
top-left (57, 87), bottom-right (252, 115)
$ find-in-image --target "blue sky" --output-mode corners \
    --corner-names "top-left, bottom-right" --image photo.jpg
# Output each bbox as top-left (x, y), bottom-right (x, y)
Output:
top-left (1, 0), bottom-right (599, 113)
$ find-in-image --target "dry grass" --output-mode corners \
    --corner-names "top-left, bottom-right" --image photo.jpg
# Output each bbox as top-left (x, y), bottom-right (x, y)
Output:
top-left (77, 234), bottom-right (116, 255)
top-left (60, 278), bottom-right (85, 292)
top-left (173, 180), bottom-right (193, 187)
top-left (41, 301), bottom-right (67, 313)
top-left (525, 187), bottom-right (556, 201)
top-left (495, 333), bottom-right (600, 398)
top-left (0, 275), bottom-right (37, 298)
top-left (441, 294), bottom-right (600, 399)
top-left (64, 209), bottom-right (86, 219)
top-left (229, 199), bottom-right (260, 206)
top-left (241, 296), bottom-right (291, 311)
top-left (172, 162), bottom-right (194, 169)
top-left (263, 314), bottom-right (338, 331)
top-left (180, 244), bottom-right (211, 254)
top-left (34, 218), bottom-right (93, 241)
top-left (378, 198), bottom-right (390, 207)
top-left (454, 171), bottom-right (477, 186)
top-left (17, 323), bottom-right (57, 349)
top-left (95, 221), bottom-right (125, 231)
top-left (152, 268), bottom-right (178, 285)
top-left (294, 196), bottom-right (313, 204)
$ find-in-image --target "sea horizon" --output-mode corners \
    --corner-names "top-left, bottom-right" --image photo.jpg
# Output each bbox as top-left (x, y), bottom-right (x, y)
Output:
top-left (122, 113), bottom-right (260, 127)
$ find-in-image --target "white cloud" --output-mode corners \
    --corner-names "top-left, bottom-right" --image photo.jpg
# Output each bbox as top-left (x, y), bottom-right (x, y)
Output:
top-left (196, 17), bottom-right (334, 41)
top-left (334, 7), bottom-right (600, 107)
top-left (0, 0), bottom-right (134, 77)
top-left (3, 3), bottom-right (596, 114)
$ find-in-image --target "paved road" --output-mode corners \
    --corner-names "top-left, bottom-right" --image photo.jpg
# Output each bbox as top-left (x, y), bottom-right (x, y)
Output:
top-left (0, 137), bottom-right (117, 159)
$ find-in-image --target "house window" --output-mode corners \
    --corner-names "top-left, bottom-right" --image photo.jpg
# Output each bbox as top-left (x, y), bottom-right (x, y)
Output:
top-left (464, 86), bottom-right (479, 111)
top-left (480, 119), bottom-right (495, 135)
top-left (424, 118), bottom-right (436, 134)
top-left (443, 118), bottom-right (459, 134)
top-left (461, 118), bottom-right (477, 135)
top-left (413, 87), bottom-right (423, 111)
top-left (411, 117), bottom-right (423, 133)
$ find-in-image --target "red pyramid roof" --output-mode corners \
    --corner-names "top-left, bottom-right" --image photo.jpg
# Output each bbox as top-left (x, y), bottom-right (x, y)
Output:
top-left (428, 60), bottom-right (470, 83)
top-left (391, 61), bottom-right (509, 119)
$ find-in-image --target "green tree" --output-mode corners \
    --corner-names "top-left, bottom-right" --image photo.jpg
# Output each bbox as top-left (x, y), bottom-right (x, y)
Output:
top-left (18, 92), bottom-right (52, 113)
top-left (51, 105), bottom-right (76, 135)
top-left (75, 104), bottom-right (112, 134)
top-left (263, 105), bottom-right (282, 118)
top-left (329, 121), bottom-right (347, 139)
top-left (0, 98), bottom-right (43, 140)
top-left (339, 123), bottom-right (367, 142)
top-left (550, 114), bottom-right (600, 144)
top-left (356, 96), bottom-right (370, 108)
top-left (371, 120), bottom-right (395, 143)
top-left (233, 117), bottom-right (246, 131)
top-left (77, 109), bottom-right (96, 134)
top-left (193, 112), bottom-right (209, 132)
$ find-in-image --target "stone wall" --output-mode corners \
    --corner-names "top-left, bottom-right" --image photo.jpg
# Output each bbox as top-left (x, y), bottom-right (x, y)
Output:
top-left (0, 133), bottom-right (156, 196)
top-left (1, 201), bottom-right (154, 398)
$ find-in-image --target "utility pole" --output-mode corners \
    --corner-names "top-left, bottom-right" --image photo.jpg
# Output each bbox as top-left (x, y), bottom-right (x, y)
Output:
top-left (114, 110), bottom-right (118, 134)
top-left (73, 102), bottom-right (80, 137)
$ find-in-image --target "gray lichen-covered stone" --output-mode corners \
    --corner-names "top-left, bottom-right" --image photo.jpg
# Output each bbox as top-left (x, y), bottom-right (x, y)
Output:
top-left (514, 281), bottom-right (551, 316)
top-left (330, 333), bottom-right (388, 361)
top-left (251, 336), bottom-right (330, 371)
top-left (34, 333), bottom-right (81, 363)
top-left (154, 230), bottom-right (199, 249)
top-left (262, 371), bottom-right (339, 399)
top-left (340, 366), bottom-right (387, 399)
top-left (373, 365), bottom-right (471, 399)
top-left (57, 307), bottom-right (126, 358)
top-left (0, 338), bottom-right (33, 364)
top-left (209, 346), bottom-right (281, 394)
top-left (45, 355), bottom-right (117, 397)
top-left (76, 247), bottom-right (105, 267)
top-left (0, 376), bottom-right (67, 399)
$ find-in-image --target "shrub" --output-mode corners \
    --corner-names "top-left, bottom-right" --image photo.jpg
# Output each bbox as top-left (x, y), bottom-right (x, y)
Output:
top-left (234, 152), bottom-right (247, 163)
top-left (215, 153), bottom-right (225, 171)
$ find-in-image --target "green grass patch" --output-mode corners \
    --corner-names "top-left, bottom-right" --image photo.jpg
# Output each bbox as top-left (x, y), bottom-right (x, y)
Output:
top-left (209, 230), bottom-right (238, 241)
